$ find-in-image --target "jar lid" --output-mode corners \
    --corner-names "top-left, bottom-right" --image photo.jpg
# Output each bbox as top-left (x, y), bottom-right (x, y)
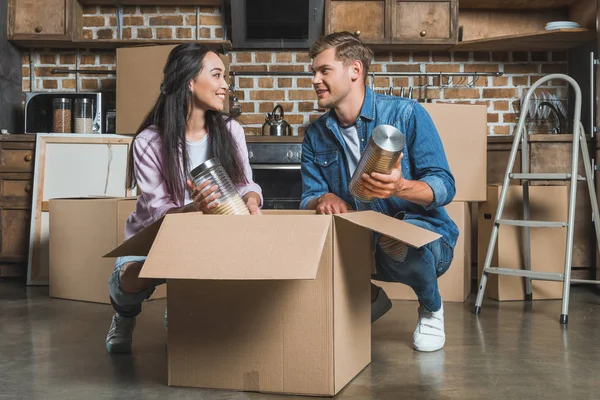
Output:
top-left (53, 97), bottom-right (71, 104)
top-left (75, 98), bottom-right (93, 103)
top-left (371, 124), bottom-right (405, 152)
top-left (190, 157), bottom-right (221, 178)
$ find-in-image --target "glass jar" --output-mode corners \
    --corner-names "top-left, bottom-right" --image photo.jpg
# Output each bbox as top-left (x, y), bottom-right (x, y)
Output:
top-left (189, 158), bottom-right (250, 215)
top-left (74, 98), bottom-right (94, 134)
top-left (52, 98), bottom-right (72, 133)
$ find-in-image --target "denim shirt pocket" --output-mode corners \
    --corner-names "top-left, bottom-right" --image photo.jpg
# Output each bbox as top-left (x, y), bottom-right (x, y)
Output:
top-left (314, 150), bottom-right (341, 189)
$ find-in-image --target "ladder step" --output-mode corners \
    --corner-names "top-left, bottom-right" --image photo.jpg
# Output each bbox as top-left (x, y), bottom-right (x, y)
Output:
top-left (484, 267), bottom-right (564, 281)
top-left (509, 173), bottom-right (585, 181)
top-left (497, 219), bottom-right (568, 228)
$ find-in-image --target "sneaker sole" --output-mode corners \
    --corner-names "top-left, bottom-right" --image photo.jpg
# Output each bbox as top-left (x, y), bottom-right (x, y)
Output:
top-left (413, 339), bottom-right (445, 352)
top-left (106, 341), bottom-right (132, 354)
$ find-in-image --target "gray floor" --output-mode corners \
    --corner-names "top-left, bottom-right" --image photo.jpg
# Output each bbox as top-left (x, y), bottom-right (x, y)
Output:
top-left (1, 280), bottom-right (599, 400)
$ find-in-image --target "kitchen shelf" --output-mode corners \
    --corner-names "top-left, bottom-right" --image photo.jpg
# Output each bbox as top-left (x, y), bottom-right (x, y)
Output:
top-left (245, 136), bottom-right (304, 143)
top-left (9, 39), bottom-right (232, 51)
top-left (78, 0), bottom-right (219, 5)
top-left (460, 0), bottom-right (580, 9)
top-left (453, 28), bottom-right (595, 52)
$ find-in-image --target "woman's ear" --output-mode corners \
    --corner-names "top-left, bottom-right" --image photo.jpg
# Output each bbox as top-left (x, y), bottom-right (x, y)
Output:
top-left (188, 79), bottom-right (195, 92)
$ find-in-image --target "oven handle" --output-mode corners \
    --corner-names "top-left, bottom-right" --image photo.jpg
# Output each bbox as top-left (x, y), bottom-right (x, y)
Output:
top-left (250, 164), bottom-right (301, 170)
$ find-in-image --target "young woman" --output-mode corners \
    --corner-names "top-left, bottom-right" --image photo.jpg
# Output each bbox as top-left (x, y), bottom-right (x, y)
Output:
top-left (106, 43), bottom-right (262, 353)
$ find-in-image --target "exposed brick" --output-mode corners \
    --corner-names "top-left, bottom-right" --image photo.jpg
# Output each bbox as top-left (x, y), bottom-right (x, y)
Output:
top-left (215, 27), bottom-right (223, 38)
top-left (60, 54), bottom-right (75, 64)
top-left (39, 54), bottom-right (57, 64)
top-left (483, 88), bottom-right (518, 98)
top-left (250, 90), bottom-right (286, 100)
top-left (22, 66), bottom-right (29, 76)
top-left (276, 52), bottom-right (293, 63)
top-left (288, 90), bottom-right (316, 100)
top-left (80, 55), bottom-right (96, 65)
top-left (159, 6), bottom-right (177, 13)
top-left (512, 52), bottom-right (529, 62)
top-left (123, 16), bottom-right (144, 26)
top-left (464, 64), bottom-right (499, 73)
top-left (139, 6), bottom-right (157, 13)
top-left (261, 102), bottom-right (293, 113)
top-left (387, 64), bottom-right (421, 72)
top-left (432, 52), bottom-right (451, 62)
top-left (309, 114), bottom-right (321, 123)
top-left (82, 6), bottom-right (98, 14)
top-left (82, 30), bottom-right (93, 40)
top-left (97, 29), bottom-right (114, 39)
top-left (542, 64), bottom-right (568, 74)
top-left (180, 6), bottom-right (197, 13)
top-left (255, 52), bottom-right (272, 63)
top-left (83, 16), bottom-right (106, 27)
top-left (412, 52), bottom-right (429, 62)
top-left (230, 65), bottom-right (268, 72)
top-left (504, 64), bottom-right (539, 74)
top-left (33, 67), bottom-right (54, 77)
top-left (199, 28), bottom-right (211, 38)
top-left (22, 79), bottom-right (30, 91)
top-left (200, 6), bottom-right (218, 13)
top-left (297, 78), bottom-right (313, 88)
top-left (392, 53), bottom-right (410, 62)
top-left (242, 126), bottom-right (262, 135)
top-left (278, 78), bottom-right (292, 88)
top-left (258, 78), bottom-right (274, 88)
top-left (392, 77), bottom-right (409, 87)
top-left (82, 79), bottom-right (99, 90)
top-left (284, 114), bottom-right (305, 124)
top-left (186, 15), bottom-right (197, 25)
top-left (374, 53), bottom-right (390, 62)
top-left (235, 52), bottom-right (252, 63)
top-left (503, 113), bottom-right (518, 123)
top-left (101, 79), bottom-right (116, 90)
top-left (122, 6), bottom-right (137, 14)
top-left (299, 101), bottom-right (317, 112)
top-left (369, 64), bottom-right (382, 72)
top-left (491, 76), bottom-right (509, 86)
top-left (296, 53), bottom-right (311, 63)
top-left (108, 17), bottom-right (117, 26)
top-left (270, 65), bottom-right (305, 72)
top-left (137, 28), bottom-right (152, 39)
top-left (99, 53), bottom-right (115, 65)
top-left (531, 52), bottom-right (548, 62)
top-left (452, 52), bottom-right (470, 62)
top-left (494, 125), bottom-right (511, 135)
top-left (200, 15), bottom-right (221, 26)
top-left (237, 114), bottom-right (269, 125)
top-left (494, 101), bottom-right (509, 111)
top-left (122, 27), bottom-right (132, 39)
top-left (258, 102), bottom-right (275, 113)
top-left (62, 79), bottom-right (76, 89)
top-left (487, 113), bottom-right (499, 123)
top-left (177, 28), bottom-right (193, 39)
top-left (238, 78), bottom-right (253, 88)
top-left (157, 28), bottom-right (173, 39)
top-left (150, 16), bottom-right (183, 26)
top-left (373, 77), bottom-right (389, 88)
top-left (297, 126), bottom-right (307, 136)
top-left (423, 88), bottom-right (440, 100)
top-left (512, 76), bottom-right (529, 86)
top-left (425, 64), bottom-right (461, 73)
top-left (443, 88), bottom-right (480, 99)
top-left (22, 54), bottom-right (30, 64)
top-left (491, 52), bottom-right (510, 62)
top-left (241, 102), bottom-right (255, 113)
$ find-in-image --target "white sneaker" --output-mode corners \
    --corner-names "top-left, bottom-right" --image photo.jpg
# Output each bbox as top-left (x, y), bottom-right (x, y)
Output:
top-left (413, 303), bottom-right (445, 352)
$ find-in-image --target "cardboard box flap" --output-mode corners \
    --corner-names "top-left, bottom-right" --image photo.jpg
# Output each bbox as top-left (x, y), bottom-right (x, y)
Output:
top-left (104, 216), bottom-right (165, 257)
top-left (335, 211), bottom-right (441, 248)
top-left (139, 213), bottom-right (331, 280)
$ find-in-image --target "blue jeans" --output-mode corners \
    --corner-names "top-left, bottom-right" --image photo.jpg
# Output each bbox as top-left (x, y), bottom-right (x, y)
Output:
top-left (108, 256), bottom-right (165, 318)
top-left (372, 219), bottom-right (454, 312)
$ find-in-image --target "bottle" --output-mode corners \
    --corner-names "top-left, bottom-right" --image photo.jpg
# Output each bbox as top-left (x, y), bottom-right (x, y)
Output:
top-left (52, 98), bottom-right (72, 133)
top-left (74, 98), bottom-right (94, 134)
top-left (349, 124), bottom-right (406, 202)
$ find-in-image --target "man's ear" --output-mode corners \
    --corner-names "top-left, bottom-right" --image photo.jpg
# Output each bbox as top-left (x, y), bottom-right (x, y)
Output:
top-left (350, 60), bottom-right (364, 82)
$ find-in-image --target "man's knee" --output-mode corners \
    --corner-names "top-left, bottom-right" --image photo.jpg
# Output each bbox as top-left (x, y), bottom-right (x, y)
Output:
top-left (119, 262), bottom-right (151, 294)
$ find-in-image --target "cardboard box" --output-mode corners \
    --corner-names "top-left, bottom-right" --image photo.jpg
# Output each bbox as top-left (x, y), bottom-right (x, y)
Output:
top-left (105, 210), bottom-right (440, 396)
top-left (372, 202), bottom-right (472, 303)
top-left (477, 185), bottom-right (568, 301)
top-left (49, 197), bottom-right (166, 304)
top-left (423, 103), bottom-right (487, 202)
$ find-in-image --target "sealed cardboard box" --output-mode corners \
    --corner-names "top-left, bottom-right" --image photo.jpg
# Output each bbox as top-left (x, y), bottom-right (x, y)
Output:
top-left (477, 185), bottom-right (568, 301)
top-left (372, 202), bottom-right (472, 303)
top-left (49, 197), bottom-right (166, 304)
top-left (105, 210), bottom-right (440, 396)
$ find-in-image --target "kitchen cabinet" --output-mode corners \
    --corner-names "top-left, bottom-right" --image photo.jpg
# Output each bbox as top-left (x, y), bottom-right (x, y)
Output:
top-left (78, 0), bottom-right (220, 4)
top-left (326, 0), bottom-right (388, 44)
top-left (0, 135), bottom-right (35, 278)
top-left (8, 0), bottom-right (82, 42)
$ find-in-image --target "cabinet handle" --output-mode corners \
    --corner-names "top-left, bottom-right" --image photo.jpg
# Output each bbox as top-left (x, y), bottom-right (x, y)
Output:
top-left (24, 154), bottom-right (32, 162)
top-left (25, 186), bottom-right (32, 193)
top-left (34, 26), bottom-right (43, 33)
top-left (420, 30), bottom-right (427, 37)
top-left (354, 30), bottom-right (361, 37)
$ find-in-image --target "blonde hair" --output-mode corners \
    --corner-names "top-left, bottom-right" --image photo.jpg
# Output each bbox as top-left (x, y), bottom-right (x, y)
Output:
top-left (309, 31), bottom-right (374, 81)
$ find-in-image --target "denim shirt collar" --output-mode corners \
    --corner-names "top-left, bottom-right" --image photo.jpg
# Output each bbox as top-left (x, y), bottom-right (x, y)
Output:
top-left (325, 85), bottom-right (375, 131)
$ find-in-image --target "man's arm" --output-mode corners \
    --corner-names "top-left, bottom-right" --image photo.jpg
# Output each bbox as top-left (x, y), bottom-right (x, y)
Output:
top-left (299, 135), bottom-right (328, 210)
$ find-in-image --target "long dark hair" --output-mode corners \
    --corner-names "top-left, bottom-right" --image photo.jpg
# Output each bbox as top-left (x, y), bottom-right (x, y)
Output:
top-left (126, 43), bottom-right (246, 202)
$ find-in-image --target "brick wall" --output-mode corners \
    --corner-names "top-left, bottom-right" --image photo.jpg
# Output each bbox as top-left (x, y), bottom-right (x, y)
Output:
top-left (21, 6), bottom-right (569, 136)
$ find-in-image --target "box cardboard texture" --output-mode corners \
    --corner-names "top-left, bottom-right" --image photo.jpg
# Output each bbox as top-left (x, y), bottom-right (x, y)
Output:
top-left (105, 210), bottom-right (440, 396)
top-left (49, 197), bottom-right (166, 304)
top-left (477, 185), bottom-right (568, 301)
top-left (373, 202), bottom-right (472, 302)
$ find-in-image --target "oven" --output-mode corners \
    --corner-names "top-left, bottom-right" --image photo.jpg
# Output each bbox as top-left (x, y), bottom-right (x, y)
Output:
top-left (246, 140), bottom-right (303, 210)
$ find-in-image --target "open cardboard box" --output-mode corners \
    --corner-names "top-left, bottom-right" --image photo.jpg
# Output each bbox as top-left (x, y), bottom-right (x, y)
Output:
top-left (104, 209), bottom-right (440, 396)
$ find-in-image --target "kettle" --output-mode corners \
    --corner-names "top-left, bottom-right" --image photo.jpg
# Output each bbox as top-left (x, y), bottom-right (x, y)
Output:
top-left (262, 104), bottom-right (292, 136)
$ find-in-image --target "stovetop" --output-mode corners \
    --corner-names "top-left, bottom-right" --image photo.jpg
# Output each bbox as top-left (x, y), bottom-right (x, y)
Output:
top-left (246, 141), bottom-right (303, 164)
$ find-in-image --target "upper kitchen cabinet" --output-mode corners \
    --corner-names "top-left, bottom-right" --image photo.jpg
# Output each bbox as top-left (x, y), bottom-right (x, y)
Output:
top-left (325, 0), bottom-right (458, 50)
top-left (77, 0), bottom-right (220, 4)
top-left (8, 0), bottom-right (82, 42)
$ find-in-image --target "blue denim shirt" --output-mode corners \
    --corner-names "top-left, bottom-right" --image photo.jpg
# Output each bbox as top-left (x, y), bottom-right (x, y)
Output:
top-left (300, 86), bottom-right (459, 248)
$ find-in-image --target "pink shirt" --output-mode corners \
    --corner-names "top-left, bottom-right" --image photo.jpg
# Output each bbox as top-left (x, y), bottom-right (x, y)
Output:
top-left (124, 119), bottom-right (262, 240)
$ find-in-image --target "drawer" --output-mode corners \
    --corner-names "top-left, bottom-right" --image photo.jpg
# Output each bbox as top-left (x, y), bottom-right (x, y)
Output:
top-left (0, 144), bottom-right (35, 173)
top-left (0, 208), bottom-right (31, 259)
top-left (0, 174), bottom-right (33, 209)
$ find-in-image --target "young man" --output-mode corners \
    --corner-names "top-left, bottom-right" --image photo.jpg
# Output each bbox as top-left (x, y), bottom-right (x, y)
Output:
top-left (301, 32), bottom-right (458, 352)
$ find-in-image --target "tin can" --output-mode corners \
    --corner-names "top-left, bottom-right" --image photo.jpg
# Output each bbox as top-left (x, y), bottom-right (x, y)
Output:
top-left (349, 124), bottom-right (406, 202)
top-left (189, 158), bottom-right (250, 215)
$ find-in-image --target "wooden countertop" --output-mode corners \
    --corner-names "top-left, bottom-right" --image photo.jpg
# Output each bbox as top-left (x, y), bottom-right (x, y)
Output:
top-left (0, 134), bottom-right (36, 141)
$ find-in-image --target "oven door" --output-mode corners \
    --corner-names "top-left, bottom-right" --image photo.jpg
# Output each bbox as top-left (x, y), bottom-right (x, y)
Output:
top-left (251, 164), bottom-right (302, 210)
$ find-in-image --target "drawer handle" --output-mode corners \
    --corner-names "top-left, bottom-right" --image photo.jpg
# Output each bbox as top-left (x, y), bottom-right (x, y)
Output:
top-left (25, 185), bottom-right (32, 193)
top-left (354, 30), bottom-right (361, 37)
top-left (24, 154), bottom-right (32, 162)
top-left (35, 26), bottom-right (43, 33)
top-left (420, 30), bottom-right (427, 37)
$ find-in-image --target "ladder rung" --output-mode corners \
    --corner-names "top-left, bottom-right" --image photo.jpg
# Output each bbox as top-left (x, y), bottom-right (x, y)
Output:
top-left (484, 267), bottom-right (564, 281)
top-left (497, 219), bottom-right (568, 228)
top-left (509, 173), bottom-right (585, 181)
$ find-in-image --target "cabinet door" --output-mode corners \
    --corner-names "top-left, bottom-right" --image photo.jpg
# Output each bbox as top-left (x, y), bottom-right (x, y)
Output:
top-left (0, 208), bottom-right (30, 261)
top-left (392, 0), bottom-right (456, 43)
top-left (0, 141), bottom-right (35, 173)
top-left (8, 0), bottom-right (80, 40)
top-left (326, 0), bottom-right (388, 44)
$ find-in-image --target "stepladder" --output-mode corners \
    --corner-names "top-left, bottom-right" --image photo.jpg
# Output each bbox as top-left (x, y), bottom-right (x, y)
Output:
top-left (474, 73), bottom-right (600, 324)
